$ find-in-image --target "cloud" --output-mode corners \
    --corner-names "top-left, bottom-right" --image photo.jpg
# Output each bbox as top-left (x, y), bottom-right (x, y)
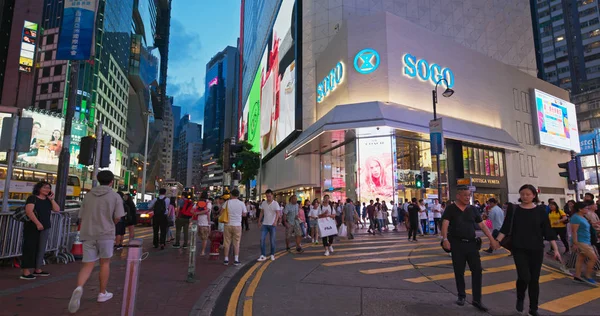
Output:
top-left (168, 77), bottom-right (205, 126)
top-left (168, 19), bottom-right (202, 67)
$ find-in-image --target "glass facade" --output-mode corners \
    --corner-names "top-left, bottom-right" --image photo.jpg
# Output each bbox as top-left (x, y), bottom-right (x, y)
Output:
top-left (42, 0), bottom-right (64, 29)
top-left (99, 0), bottom-right (134, 78)
top-left (462, 145), bottom-right (505, 178)
top-left (203, 55), bottom-right (227, 157)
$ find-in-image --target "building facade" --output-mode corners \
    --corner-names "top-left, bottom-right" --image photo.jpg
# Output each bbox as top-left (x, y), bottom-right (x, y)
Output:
top-left (175, 114), bottom-right (202, 188)
top-left (161, 96), bottom-right (174, 179)
top-left (240, 1), bottom-right (576, 205)
top-left (203, 46), bottom-right (240, 158)
top-left (200, 149), bottom-right (224, 194)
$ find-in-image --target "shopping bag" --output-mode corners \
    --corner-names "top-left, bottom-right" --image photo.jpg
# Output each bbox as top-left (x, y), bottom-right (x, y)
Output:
top-left (318, 217), bottom-right (338, 237)
top-left (339, 224), bottom-right (348, 238)
top-left (218, 202), bottom-right (229, 223)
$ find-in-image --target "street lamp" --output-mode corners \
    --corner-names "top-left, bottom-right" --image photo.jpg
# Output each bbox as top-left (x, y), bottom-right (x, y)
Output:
top-left (142, 110), bottom-right (153, 201)
top-left (432, 78), bottom-right (454, 201)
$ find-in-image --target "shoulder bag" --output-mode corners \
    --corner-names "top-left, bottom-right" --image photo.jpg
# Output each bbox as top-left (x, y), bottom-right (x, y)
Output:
top-left (218, 201), bottom-right (229, 224)
top-left (500, 205), bottom-right (515, 251)
top-left (12, 196), bottom-right (38, 223)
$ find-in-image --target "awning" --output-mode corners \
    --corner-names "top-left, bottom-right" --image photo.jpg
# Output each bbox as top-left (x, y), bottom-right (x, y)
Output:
top-left (286, 101), bottom-right (522, 157)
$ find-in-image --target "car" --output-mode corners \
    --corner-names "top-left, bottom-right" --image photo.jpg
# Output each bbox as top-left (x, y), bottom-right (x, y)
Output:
top-left (136, 202), bottom-right (153, 225)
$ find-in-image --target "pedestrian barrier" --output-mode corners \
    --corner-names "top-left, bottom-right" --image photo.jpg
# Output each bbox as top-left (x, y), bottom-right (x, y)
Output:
top-left (0, 211), bottom-right (76, 264)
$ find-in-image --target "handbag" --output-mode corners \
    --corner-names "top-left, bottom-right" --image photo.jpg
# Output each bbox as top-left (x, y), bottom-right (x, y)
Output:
top-left (12, 196), bottom-right (37, 222)
top-left (500, 205), bottom-right (515, 251)
top-left (339, 224), bottom-right (348, 238)
top-left (318, 217), bottom-right (338, 237)
top-left (218, 201), bottom-right (229, 224)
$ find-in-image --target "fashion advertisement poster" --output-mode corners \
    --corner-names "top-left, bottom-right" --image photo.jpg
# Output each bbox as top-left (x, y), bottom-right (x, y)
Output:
top-left (358, 136), bottom-right (394, 203)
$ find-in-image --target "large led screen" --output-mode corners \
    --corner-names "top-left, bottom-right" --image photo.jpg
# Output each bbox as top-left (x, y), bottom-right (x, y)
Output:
top-left (357, 136), bottom-right (394, 203)
top-left (245, 0), bottom-right (296, 156)
top-left (532, 89), bottom-right (580, 152)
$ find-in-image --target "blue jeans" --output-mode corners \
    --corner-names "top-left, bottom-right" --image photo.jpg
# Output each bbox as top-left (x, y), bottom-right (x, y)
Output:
top-left (378, 219), bottom-right (384, 232)
top-left (260, 225), bottom-right (276, 256)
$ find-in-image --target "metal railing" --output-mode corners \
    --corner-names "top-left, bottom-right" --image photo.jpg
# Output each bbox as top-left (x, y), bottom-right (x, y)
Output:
top-left (0, 210), bottom-right (76, 264)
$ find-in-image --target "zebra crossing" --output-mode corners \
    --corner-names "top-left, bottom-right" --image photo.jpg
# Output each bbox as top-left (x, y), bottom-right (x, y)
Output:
top-left (293, 233), bottom-right (600, 315)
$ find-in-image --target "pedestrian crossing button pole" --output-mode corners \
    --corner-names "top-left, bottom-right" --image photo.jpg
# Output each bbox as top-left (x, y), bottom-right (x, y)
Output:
top-left (187, 219), bottom-right (198, 283)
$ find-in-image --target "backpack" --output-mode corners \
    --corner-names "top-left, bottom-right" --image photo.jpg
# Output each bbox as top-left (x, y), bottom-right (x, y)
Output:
top-left (180, 200), bottom-right (193, 218)
top-left (153, 197), bottom-right (167, 218)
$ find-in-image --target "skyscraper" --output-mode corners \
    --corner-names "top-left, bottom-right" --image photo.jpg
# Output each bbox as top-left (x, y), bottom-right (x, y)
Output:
top-left (203, 45), bottom-right (239, 158)
top-left (174, 114), bottom-right (202, 188)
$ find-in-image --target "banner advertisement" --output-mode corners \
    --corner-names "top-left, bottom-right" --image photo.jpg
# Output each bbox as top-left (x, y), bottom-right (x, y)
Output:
top-left (239, 98), bottom-right (249, 141)
top-left (0, 113), bottom-right (12, 161)
top-left (56, 0), bottom-right (97, 60)
top-left (357, 136), bottom-right (394, 203)
top-left (247, 59), bottom-right (263, 153)
top-left (579, 130), bottom-right (600, 156)
top-left (19, 21), bottom-right (38, 73)
top-left (532, 89), bottom-right (580, 152)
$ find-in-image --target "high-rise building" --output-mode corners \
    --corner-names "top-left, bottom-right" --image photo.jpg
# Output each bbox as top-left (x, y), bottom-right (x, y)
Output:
top-left (0, 0), bottom-right (44, 109)
top-left (174, 114), bottom-right (202, 188)
top-left (161, 96), bottom-right (174, 179)
top-left (203, 46), bottom-right (240, 158)
top-left (239, 0), bottom-right (574, 204)
top-left (171, 103), bottom-right (181, 177)
top-left (154, 0), bottom-right (171, 119)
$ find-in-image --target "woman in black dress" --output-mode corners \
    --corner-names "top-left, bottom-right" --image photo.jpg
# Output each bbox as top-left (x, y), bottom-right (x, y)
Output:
top-left (496, 184), bottom-right (560, 316)
top-left (21, 181), bottom-right (60, 280)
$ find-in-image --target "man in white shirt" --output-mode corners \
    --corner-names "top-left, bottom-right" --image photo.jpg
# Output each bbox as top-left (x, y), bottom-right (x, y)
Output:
top-left (432, 199), bottom-right (442, 235)
top-left (222, 189), bottom-right (246, 266)
top-left (391, 201), bottom-right (399, 231)
top-left (258, 189), bottom-right (280, 261)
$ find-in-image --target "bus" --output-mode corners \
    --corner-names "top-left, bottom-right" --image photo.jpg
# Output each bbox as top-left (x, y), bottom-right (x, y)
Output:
top-left (0, 164), bottom-right (81, 200)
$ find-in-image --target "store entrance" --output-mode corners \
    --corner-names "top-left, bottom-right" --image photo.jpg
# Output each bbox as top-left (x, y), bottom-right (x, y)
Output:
top-left (473, 189), bottom-right (504, 205)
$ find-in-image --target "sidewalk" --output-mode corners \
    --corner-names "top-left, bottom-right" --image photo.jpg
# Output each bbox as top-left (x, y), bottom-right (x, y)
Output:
top-left (0, 223), bottom-right (280, 316)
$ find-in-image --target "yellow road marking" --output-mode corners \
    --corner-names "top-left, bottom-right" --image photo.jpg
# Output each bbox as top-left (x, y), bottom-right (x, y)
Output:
top-left (323, 239), bottom-right (417, 247)
top-left (302, 241), bottom-right (439, 253)
top-left (539, 287), bottom-right (600, 313)
top-left (225, 262), bottom-right (262, 316)
top-left (360, 253), bottom-right (509, 274)
top-left (336, 237), bottom-right (414, 243)
top-left (323, 254), bottom-right (439, 267)
top-left (405, 264), bottom-right (516, 283)
top-left (295, 246), bottom-right (440, 261)
top-left (243, 299), bottom-right (253, 316)
top-left (246, 252), bottom-right (287, 297)
top-left (466, 273), bottom-right (565, 295)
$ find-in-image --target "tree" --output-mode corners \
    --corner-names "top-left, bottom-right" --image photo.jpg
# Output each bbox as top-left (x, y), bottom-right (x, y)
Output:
top-left (234, 141), bottom-right (260, 185)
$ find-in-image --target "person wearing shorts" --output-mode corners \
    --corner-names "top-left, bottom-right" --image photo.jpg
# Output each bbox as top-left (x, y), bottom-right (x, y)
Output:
top-left (196, 192), bottom-right (212, 256)
top-left (68, 171), bottom-right (124, 313)
top-left (222, 189), bottom-right (246, 266)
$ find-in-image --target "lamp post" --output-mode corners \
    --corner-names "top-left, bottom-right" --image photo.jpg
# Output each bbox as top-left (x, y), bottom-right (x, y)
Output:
top-left (142, 111), bottom-right (153, 202)
top-left (432, 78), bottom-right (455, 201)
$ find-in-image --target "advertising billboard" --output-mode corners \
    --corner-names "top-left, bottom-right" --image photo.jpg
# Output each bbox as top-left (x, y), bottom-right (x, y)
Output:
top-left (579, 130), bottom-right (600, 156)
top-left (19, 21), bottom-right (38, 73)
top-left (247, 0), bottom-right (296, 157)
top-left (532, 89), bottom-right (580, 152)
top-left (357, 136), bottom-right (394, 203)
top-left (239, 98), bottom-right (250, 141)
top-left (56, 0), bottom-right (97, 60)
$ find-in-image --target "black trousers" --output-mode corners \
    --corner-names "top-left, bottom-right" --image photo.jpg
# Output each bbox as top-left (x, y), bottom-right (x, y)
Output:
top-left (433, 218), bottom-right (441, 234)
top-left (242, 216), bottom-right (249, 230)
top-left (408, 219), bottom-right (418, 240)
top-left (322, 235), bottom-right (334, 247)
top-left (153, 215), bottom-right (168, 246)
top-left (21, 223), bottom-right (41, 269)
top-left (450, 239), bottom-right (483, 303)
top-left (553, 227), bottom-right (569, 252)
top-left (512, 248), bottom-right (544, 311)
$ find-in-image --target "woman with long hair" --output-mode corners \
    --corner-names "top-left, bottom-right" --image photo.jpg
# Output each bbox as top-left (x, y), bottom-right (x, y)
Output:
top-left (124, 194), bottom-right (137, 239)
top-left (570, 201), bottom-right (598, 285)
top-left (20, 181), bottom-right (60, 280)
top-left (496, 184), bottom-right (560, 316)
top-left (308, 198), bottom-right (320, 244)
top-left (548, 201), bottom-right (569, 254)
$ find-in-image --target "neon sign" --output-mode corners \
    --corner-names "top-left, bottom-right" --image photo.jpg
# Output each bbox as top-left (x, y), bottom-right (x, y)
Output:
top-left (208, 77), bottom-right (218, 87)
top-left (317, 62), bottom-right (344, 103)
top-left (354, 49), bottom-right (380, 74)
top-left (403, 53), bottom-right (455, 88)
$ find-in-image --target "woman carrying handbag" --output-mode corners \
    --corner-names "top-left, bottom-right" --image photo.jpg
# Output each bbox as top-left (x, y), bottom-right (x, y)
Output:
top-left (496, 184), bottom-right (560, 316)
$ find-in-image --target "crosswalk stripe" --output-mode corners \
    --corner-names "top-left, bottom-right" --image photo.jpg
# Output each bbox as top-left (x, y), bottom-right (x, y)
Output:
top-left (405, 264), bottom-right (516, 283)
top-left (360, 253), bottom-right (509, 274)
top-left (319, 239), bottom-right (428, 247)
top-left (303, 241), bottom-right (439, 253)
top-left (336, 237), bottom-right (414, 243)
top-left (466, 273), bottom-right (565, 295)
top-left (295, 246), bottom-right (440, 261)
top-left (323, 254), bottom-right (439, 267)
top-left (539, 286), bottom-right (600, 313)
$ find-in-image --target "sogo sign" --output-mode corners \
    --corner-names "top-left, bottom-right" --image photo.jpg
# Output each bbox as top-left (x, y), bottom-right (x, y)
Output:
top-left (317, 62), bottom-right (344, 103)
top-left (403, 53), bottom-right (455, 88)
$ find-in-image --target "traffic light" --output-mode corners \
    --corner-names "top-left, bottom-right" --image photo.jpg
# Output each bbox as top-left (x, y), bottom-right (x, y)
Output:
top-left (423, 171), bottom-right (431, 188)
top-left (415, 174), bottom-right (423, 188)
top-left (251, 187), bottom-right (257, 197)
top-left (231, 143), bottom-right (244, 168)
top-left (99, 135), bottom-right (111, 168)
top-left (130, 189), bottom-right (137, 196)
top-left (78, 136), bottom-right (96, 165)
top-left (558, 160), bottom-right (576, 182)
top-left (576, 156), bottom-right (585, 182)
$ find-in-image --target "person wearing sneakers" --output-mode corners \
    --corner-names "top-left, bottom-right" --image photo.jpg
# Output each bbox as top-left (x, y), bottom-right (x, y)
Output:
top-left (308, 199), bottom-right (320, 244)
top-left (319, 194), bottom-right (336, 256)
top-left (222, 189), bottom-right (247, 266)
top-left (257, 189), bottom-right (280, 262)
top-left (196, 191), bottom-right (211, 256)
top-left (283, 195), bottom-right (304, 253)
top-left (68, 171), bottom-right (125, 313)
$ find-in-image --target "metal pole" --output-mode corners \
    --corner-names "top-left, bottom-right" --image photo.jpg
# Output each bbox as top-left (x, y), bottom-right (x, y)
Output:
top-left (92, 122), bottom-right (102, 188)
top-left (187, 219), bottom-right (198, 283)
top-left (594, 138), bottom-right (600, 193)
top-left (121, 238), bottom-right (143, 316)
top-left (1, 116), bottom-right (19, 213)
top-left (56, 60), bottom-right (79, 209)
top-left (432, 89), bottom-right (442, 201)
top-left (142, 112), bottom-right (150, 201)
top-left (572, 150), bottom-right (580, 202)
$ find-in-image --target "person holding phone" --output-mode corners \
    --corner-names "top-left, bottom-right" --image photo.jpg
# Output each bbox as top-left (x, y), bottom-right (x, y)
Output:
top-left (20, 181), bottom-right (60, 280)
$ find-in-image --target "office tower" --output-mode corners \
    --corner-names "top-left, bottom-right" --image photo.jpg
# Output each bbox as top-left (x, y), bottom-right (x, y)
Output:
top-left (175, 114), bottom-right (202, 188)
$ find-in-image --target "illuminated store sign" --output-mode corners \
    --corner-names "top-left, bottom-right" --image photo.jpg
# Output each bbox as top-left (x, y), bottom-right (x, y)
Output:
top-left (317, 62), bottom-right (344, 103)
top-left (208, 77), bottom-right (218, 87)
top-left (403, 53), bottom-right (455, 88)
top-left (354, 48), bottom-right (380, 74)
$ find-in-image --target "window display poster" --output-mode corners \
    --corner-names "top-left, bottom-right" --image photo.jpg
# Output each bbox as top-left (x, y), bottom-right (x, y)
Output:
top-left (357, 136), bottom-right (394, 203)
top-left (533, 89), bottom-right (580, 152)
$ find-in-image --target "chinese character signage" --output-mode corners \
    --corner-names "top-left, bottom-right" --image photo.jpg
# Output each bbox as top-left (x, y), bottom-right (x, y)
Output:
top-left (19, 21), bottom-right (38, 73)
top-left (56, 0), bottom-right (96, 60)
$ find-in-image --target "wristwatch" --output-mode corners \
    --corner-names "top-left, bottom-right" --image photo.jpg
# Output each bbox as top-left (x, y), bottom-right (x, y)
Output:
top-left (443, 238), bottom-right (448, 241)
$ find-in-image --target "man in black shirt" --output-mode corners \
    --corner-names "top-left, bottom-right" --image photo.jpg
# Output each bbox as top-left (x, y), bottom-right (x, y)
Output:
top-left (407, 198), bottom-right (420, 241)
top-left (441, 186), bottom-right (499, 312)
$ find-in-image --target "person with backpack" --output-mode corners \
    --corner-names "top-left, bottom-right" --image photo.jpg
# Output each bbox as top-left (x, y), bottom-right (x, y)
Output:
top-left (173, 193), bottom-right (194, 249)
top-left (149, 189), bottom-right (170, 250)
top-left (114, 192), bottom-right (130, 250)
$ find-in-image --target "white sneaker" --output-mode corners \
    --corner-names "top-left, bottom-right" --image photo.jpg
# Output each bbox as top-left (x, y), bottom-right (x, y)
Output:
top-left (68, 286), bottom-right (83, 313)
top-left (97, 291), bottom-right (113, 303)
top-left (324, 250), bottom-right (330, 256)
top-left (257, 255), bottom-right (267, 262)
top-left (270, 255), bottom-right (275, 261)
top-left (329, 246), bottom-right (334, 253)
